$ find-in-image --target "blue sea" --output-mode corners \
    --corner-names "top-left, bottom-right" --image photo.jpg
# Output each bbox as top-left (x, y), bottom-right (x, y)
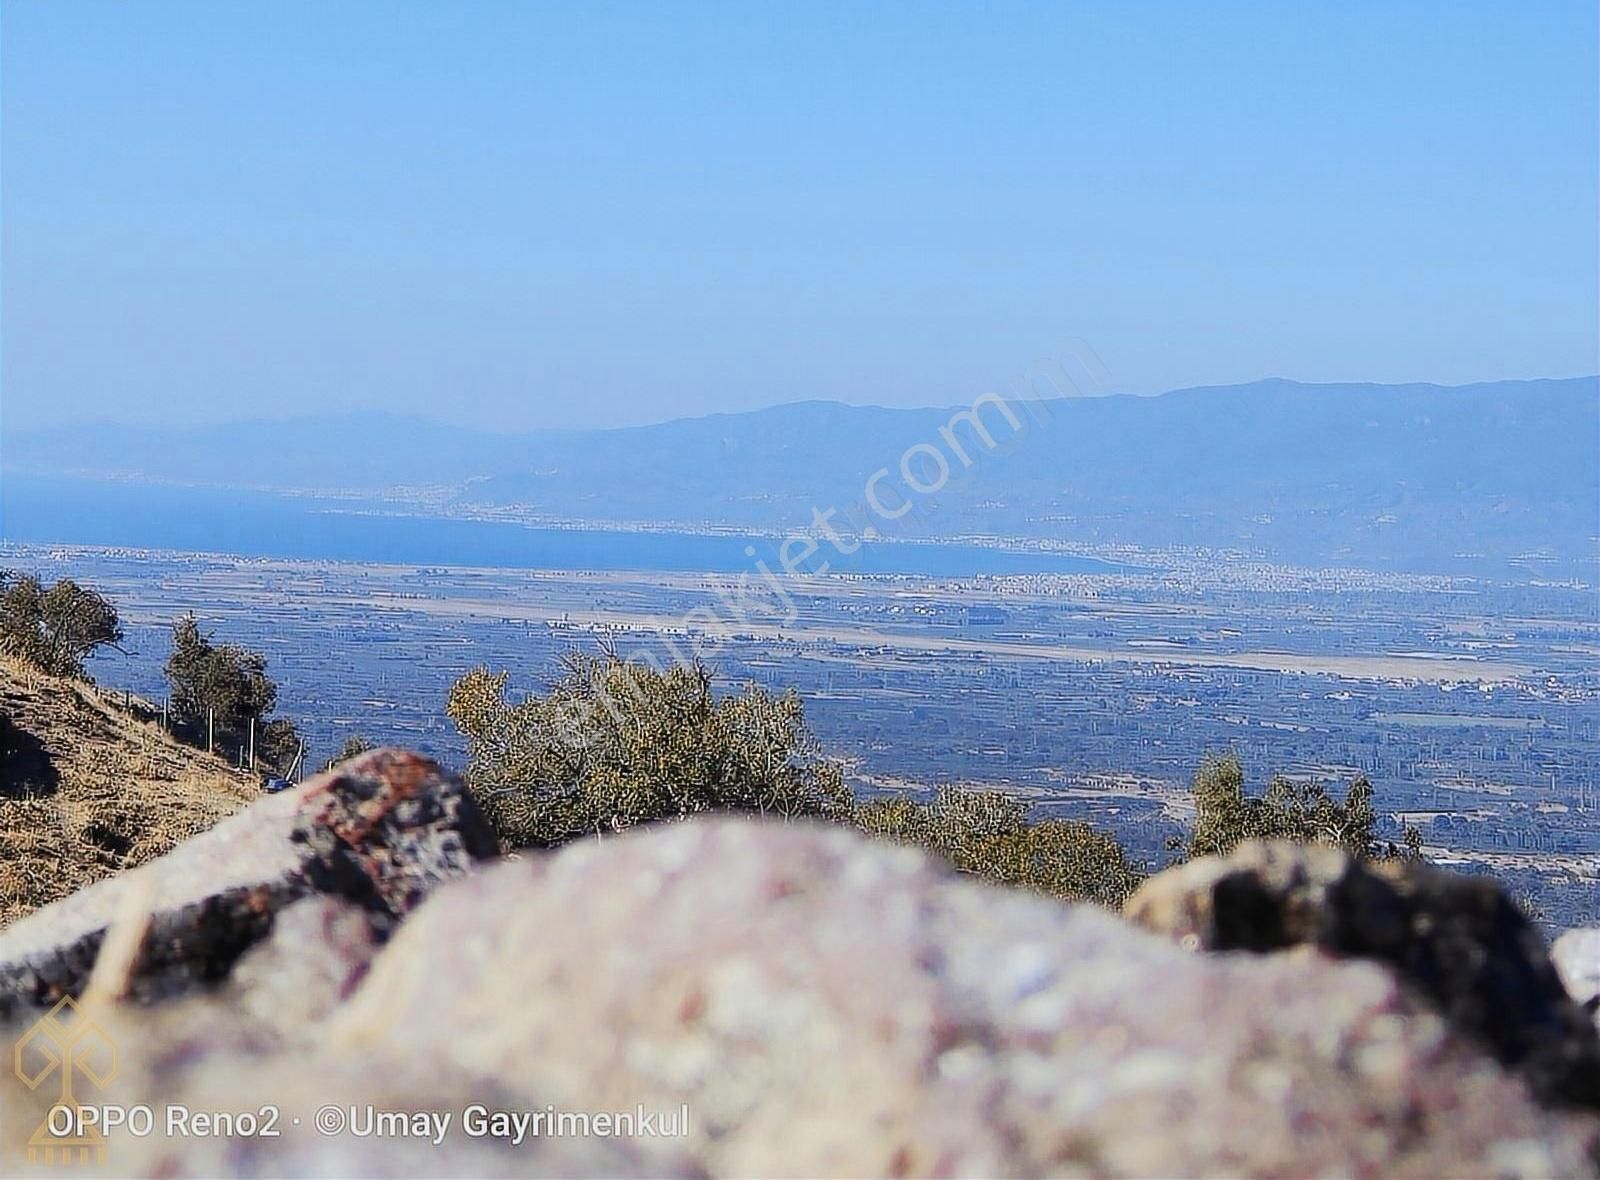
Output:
top-left (0, 476), bottom-right (1128, 578)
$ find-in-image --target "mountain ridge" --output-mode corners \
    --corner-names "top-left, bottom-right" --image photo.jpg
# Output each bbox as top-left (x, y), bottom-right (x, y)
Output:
top-left (8, 374), bottom-right (1593, 450)
top-left (4, 376), bottom-right (1596, 577)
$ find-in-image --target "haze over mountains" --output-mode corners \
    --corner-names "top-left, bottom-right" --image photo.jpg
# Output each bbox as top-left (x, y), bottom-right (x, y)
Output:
top-left (5, 377), bottom-right (1596, 578)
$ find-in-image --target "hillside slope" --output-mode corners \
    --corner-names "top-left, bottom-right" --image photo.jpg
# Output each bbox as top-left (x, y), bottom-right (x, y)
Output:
top-left (0, 655), bottom-right (257, 926)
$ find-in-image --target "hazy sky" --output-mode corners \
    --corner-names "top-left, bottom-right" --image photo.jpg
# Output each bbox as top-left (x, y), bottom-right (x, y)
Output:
top-left (4, 1), bottom-right (1596, 432)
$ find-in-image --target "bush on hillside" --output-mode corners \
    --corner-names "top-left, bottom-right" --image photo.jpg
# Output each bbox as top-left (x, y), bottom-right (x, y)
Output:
top-left (855, 786), bottom-right (1148, 907)
top-left (447, 649), bottom-right (1147, 906)
top-left (0, 572), bottom-right (123, 679)
top-left (324, 733), bottom-right (374, 771)
top-left (164, 615), bottom-right (300, 773)
top-left (1182, 753), bottom-right (1423, 862)
top-left (446, 650), bottom-right (853, 847)
top-left (447, 651), bottom-right (1434, 911)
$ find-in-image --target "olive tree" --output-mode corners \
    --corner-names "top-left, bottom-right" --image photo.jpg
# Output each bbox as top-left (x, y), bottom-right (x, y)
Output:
top-left (855, 786), bottom-right (1147, 907)
top-left (1183, 754), bottom-right (1423, 861)
top-left (447, 650), bottom-right (852, 847)
top-left (164, 614), bottom-right (300, 772)
top-left (0, 572), bottom-right (123, 679)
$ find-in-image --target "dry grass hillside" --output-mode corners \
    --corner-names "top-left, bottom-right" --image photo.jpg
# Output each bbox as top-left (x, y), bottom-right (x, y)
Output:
top-left (0, 654), bottom-right (258, 927)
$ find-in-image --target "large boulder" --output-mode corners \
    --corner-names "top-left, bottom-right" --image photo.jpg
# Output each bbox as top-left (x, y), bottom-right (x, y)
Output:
top-left (325, 819), bottom-right (1599, 1178)
top-left (0, 750), bottom-right (497, 1020)
top-left (224, 895), bottom-right (383, 1038)
top-left (1124, 840), bottom-right (1600, 1109)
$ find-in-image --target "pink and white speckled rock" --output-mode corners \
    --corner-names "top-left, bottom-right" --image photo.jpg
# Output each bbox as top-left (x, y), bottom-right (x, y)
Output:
top-left (1124, 840), bottom-right (1600, 1109)
top-left (1556, 927), bottom-right (1600, 1031)
top-left (333, 818), bottom-right (1600, 1178)
top-left (0, 749), bottom-right (498, 1020)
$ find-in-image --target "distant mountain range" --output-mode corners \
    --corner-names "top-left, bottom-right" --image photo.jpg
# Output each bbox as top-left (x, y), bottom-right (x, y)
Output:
top-left (5, 377), bottom-right (1596, 577)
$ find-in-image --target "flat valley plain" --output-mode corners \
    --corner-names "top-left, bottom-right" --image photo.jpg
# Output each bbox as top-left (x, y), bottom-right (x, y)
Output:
top-left (7, 541), bottom-right (1596, 928)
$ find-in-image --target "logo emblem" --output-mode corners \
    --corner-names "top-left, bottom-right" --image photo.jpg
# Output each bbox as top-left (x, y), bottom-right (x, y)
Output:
top-left (14, 996), bottom-right (119, 1165)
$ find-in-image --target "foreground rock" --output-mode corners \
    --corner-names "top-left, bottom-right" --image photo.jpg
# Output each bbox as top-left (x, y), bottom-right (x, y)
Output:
top-left (1125, 839), bottom-right (1600, 1109)
top-left (0, 750), bottom-right (497, 1019)
top-left (2, 1003), bottom-right (669, 1178)
top-left (1556, 927), bottom-right (1600, 1031)
top-left (3, 816), bottom-right (1595, 1177)
top-left (225, 895), bottom-right (384, 1036)
top-left (324, 819), bottom-right (1598, 1178)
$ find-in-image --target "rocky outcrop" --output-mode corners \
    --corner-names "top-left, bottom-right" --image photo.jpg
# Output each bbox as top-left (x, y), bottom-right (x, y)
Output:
top-left (225, 896), bottom-right (383, 1037)
top-left (0, 750), bottom-right (496, 1019)
top-left (323, 819), bottom-right (1597, 1178)
top-left (2, 812), bottom-right (1596, 1177)
top-left (1124, 839), bottom-right (1600, 1109)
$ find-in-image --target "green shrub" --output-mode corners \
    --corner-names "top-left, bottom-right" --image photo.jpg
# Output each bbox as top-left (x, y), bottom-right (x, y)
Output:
top-left (446, 652), bottom-right (1429, 910)
top-left (447, 651), bottom-right (852, 847)
top-left (164, 614), bottom-right (300, 773)
top-left (855, 786), bottom-right (1147, 907)
top-left (0, 572), bottom-right (122, 679)
top-left (325, 733), bottom-right (375, 771)
top-left (1183, 753), bottom-right (1423, 861)
top-left (449, 649), bottom-right (1147, 906)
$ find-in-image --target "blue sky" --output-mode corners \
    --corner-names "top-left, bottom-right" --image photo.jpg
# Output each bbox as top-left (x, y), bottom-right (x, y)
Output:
top-left (3, 1), bottom-right (1596, 431)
